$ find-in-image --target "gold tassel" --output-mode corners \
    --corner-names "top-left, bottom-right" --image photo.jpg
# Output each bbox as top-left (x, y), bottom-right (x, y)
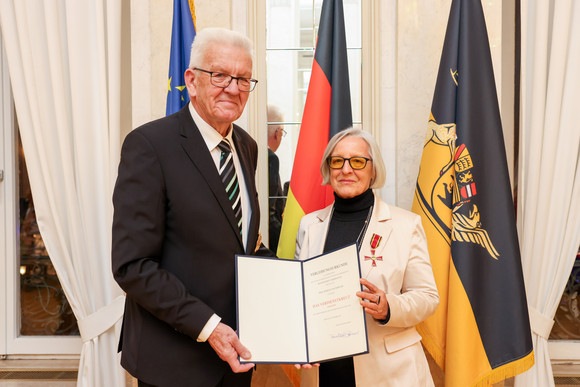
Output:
top-left (472, 351), bottom-right (535, 386)
top-left (417, 324), bottom-right (446, 371)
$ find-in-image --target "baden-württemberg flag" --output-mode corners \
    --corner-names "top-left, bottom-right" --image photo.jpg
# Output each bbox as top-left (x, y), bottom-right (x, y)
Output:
top-left (166, 0), bottom-right (196, 115)
top-left (276, 0), bottom-right (352, 260)
top-left (411, 0), bottom-right (534, 385)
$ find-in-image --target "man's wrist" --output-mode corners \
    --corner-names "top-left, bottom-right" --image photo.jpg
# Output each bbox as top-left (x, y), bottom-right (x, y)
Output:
top-left (197, 314), bottom-right (221, 342)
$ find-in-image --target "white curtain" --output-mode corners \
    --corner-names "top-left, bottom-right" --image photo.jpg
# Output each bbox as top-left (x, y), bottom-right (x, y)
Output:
top-left (0, 1), bottom-right (126, 386)
top-left (515, 1), bottom-right (580, 386)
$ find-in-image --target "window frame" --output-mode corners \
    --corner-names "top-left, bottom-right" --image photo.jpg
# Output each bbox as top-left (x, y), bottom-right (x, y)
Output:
top-left (245, 0), bottom-right (383, 246)
top-left (0, 31), bottom-right (81, 358)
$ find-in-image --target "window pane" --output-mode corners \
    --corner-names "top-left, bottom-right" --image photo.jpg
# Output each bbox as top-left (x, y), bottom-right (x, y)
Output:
top-left (267, 1), bottom-right (360, 49)
top-left (266, 49), bottom-right (311, 124)
top-left (549, 248), bottom-right (580, 340)
top-left (268, 122), bottom-right (300, 189)
top-left (344, 0), bottom-right (362, 47)
top-left (266, 48), bottom-right (362, 124)
top-left (18, 132), bottom-right (78, 336)
top-left (266, 0), bottom-right (324, 50)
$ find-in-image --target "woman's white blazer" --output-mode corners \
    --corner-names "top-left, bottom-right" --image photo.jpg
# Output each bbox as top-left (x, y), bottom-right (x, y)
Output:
top-left (295, 194), bottom-right (439, 387)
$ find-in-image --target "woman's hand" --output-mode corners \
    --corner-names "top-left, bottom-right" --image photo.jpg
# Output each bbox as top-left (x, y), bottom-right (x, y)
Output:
top-left (357, 278), bottom-right (389, 321)
top-left (294, 363), bottom-right (320, 369)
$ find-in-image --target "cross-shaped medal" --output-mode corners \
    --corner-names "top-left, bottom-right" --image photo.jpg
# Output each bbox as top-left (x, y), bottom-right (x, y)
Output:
top-left (364, 233), bottom-right (383, 267)
top-left (365, 253), bottom-right (383, 267)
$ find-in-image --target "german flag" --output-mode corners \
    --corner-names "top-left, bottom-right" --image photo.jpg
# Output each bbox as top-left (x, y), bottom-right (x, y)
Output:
top-left (166, 0), bottom-right (196, 115)
top-left (411, 1), bottom-right (534, 385)
top-left (276, 0), bottom-right (352, 260)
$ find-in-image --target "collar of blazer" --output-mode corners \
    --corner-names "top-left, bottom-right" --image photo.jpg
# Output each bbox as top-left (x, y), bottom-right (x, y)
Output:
top-left (176, 106), bottom-right (256, 250)
top-left (309, 193), bottom-right (393, 258)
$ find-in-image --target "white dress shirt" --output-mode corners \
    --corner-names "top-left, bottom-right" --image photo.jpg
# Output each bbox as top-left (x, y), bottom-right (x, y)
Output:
top-left (188, 102), bottom-right (253, 341)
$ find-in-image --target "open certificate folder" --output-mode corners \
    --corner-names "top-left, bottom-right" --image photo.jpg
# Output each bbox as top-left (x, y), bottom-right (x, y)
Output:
top-left (235, 243), bottom-right (369, 364)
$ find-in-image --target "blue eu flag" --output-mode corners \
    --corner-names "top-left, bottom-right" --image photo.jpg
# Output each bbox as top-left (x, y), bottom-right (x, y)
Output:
top-left (166, 0), bottom-right (196, 115)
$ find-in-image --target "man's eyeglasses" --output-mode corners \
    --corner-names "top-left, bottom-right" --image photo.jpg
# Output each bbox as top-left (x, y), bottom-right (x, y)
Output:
top-left (277, 128), bottom-right (287, 137)
top-left (327, 156), bottom-right (372, 170)
top-left (194, 68), bottom-right (258, 92)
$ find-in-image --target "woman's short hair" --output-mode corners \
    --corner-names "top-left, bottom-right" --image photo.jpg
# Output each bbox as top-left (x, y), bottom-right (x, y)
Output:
top-left (320, 128), bottom-right (386, 189)
top-left (189, 28), bottom-right (253, 69)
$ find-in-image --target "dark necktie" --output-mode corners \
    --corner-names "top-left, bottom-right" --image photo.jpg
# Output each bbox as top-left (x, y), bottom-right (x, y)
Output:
top-left (218, 139), bottom-right (243, 236)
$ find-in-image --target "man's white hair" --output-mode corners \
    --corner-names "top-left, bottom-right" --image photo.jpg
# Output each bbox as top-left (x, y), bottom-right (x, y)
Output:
top-left (188, 28), bottom-right (253, 69)
top-left (267, 105), bottom-right (284, 137)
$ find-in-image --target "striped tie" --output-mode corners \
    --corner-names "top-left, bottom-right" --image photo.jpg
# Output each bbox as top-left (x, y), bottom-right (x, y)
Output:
top-left (218, 140), bottom-right (243, 236)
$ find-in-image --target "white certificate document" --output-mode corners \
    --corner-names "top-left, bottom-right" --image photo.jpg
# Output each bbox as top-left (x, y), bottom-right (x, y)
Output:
top-left (235, 243), bottom-right (369, 364)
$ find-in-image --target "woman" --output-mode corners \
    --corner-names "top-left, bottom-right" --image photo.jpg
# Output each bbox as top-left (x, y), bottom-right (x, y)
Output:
top-left (295, 128), bottom-right (439, 386)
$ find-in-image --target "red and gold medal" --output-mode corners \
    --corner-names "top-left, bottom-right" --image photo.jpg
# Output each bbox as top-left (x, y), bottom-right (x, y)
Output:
top-left (364, 233), bottom-right (383, 267)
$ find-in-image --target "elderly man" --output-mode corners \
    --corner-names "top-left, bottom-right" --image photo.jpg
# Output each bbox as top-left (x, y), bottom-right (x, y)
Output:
top-left (112, 28), bottom-right (270, 387)
top-left (266, 104), bottom-right (286, 252)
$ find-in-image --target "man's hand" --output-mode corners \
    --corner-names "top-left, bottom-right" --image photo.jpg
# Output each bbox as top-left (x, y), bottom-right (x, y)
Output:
top-left (207, 322), bottom-right (254, 373)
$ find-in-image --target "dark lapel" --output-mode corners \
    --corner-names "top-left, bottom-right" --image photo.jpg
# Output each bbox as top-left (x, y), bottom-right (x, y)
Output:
top-left (176, 106), bottom-right (245, 248)
top-left (232, 126), bottom-right (259, 255)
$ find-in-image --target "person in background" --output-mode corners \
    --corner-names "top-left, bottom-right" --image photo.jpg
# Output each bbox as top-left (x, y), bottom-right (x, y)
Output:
top-left (295, 128), bottom-right (439, 387)
top-left (112, 27), bottom-right (271, 387)
top-left (267, 104), bottom-right (286, 253)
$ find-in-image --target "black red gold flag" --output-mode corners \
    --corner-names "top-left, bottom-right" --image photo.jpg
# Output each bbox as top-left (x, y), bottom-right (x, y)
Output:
top-left (411, 0), bottom-right (534, 385)
top-left (277, 0), bottom-right (352, 260)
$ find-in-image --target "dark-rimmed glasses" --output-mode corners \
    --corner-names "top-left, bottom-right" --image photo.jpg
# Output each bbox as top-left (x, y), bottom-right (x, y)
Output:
top-left (327, 156), bottom-right (372, 170)
top-left (194, 68), bottom-right (258, 92)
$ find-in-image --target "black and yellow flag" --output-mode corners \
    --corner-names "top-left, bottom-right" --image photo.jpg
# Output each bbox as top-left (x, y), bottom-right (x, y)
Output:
top-left (412, 1), bottom-right (534, 385)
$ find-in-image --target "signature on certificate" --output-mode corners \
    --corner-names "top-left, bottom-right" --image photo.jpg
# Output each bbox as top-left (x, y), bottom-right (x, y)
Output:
top-left (331, 330), bottom-right (360, 339)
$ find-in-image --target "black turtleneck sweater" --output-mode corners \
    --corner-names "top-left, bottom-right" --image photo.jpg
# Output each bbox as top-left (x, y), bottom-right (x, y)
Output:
top-left (323, 188), bottom-right (374, 253)
top-left (320, 188), bottom-right (374, 387)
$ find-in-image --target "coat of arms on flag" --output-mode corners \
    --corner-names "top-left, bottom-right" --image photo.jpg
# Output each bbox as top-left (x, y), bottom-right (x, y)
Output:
top-left (416, 114), bottom-right (499, 261)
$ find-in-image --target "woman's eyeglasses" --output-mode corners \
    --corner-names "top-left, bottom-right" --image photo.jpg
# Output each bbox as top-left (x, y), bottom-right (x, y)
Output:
top-left (327, 156), bottom-right (372, 170)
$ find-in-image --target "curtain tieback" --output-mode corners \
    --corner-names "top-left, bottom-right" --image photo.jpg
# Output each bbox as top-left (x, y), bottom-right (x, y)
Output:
top-left (528, 306), bottom-right (554, 340)
top-left (77, 295), bottom-right (125, 343)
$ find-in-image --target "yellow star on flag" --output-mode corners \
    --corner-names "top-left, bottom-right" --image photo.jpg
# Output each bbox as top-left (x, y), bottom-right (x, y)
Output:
top-left (176, 85), bottom-right (187, 101)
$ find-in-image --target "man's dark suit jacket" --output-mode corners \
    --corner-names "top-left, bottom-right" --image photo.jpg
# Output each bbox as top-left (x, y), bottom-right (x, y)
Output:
top-left (112, 105), bottom-right (266, 387)
top-left (268, 148), bottom-right (285, 252)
